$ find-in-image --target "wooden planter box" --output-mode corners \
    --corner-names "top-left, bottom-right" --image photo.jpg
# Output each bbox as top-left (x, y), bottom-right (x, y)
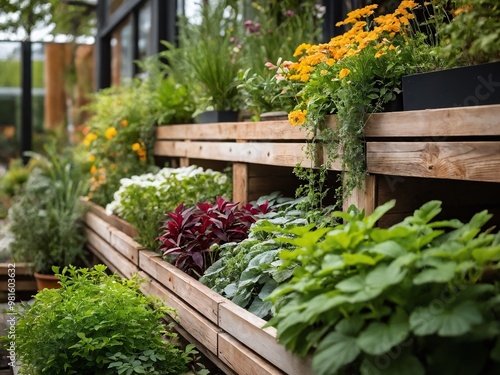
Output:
top-left (0, 263), bottom-right (37, 302)
top-left (82, 203), bottom-right (313, 375)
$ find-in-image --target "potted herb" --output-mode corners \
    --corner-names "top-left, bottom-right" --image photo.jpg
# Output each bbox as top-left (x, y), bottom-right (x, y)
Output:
top-left (171, 0), bottom-right (243, 122)
top-left (7, 264), bottom-right (201, 374)
top-left (7, 147), bottom-right (89, 289)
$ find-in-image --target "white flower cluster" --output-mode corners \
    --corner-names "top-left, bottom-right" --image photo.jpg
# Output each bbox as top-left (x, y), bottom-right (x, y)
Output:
top-left (105, 165), bottom-right (229, 217)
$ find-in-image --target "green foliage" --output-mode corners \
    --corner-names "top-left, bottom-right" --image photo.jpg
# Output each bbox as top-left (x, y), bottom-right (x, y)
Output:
top-left (266, 200), bottom-right (500, 374)
top-left (200, 194), bottom-right (338, 319)
top-left (0, 60), bottom-right (44, 88)
top-left (78, 80), bottom-right (160, 207)
top-left (8, 265), bottom-right (194, 374)
top-left (7, 147), bottom-right (89, 274)
top-left (174, 0), bottom-right (243, 112)
top-left (106, 166), bottom-right (232, 251)
top-left (435, 0), bottom-right (500, 66)
top-left (0, 159), bottom-right (30, 197)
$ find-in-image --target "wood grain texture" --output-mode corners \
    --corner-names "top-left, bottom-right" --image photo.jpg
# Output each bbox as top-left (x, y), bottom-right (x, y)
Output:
top-left (219, 302), bottom-right (313, 375)
top-left (82, 199), bottom-right (137, 238)
top-left (154, 141), bottom-right (311, 167)
top-left (138, 251), bottom-right (225, 324)
top-left (343, 174), bottom-right (377, 214)
top-left (84, 227), bottom-right (139, 278)
top-left (109, 227), bottom-right (142, 265)
top-left (84, 211), bottom-right (111, 243)
top-left (156, 120), bottom-right (306, 141)
top-left (325, 104), bottom-right (500, 137)
top-left (233, 163), bottom-right (249, 205)
top-left (139, 272), bottom-right (220, 355)
top-left (86, 243), bottom-right (125, 278)
top-left (367, 141), bottom-right (500, 182)
top-left (218, 333), bottom-right (286, 375)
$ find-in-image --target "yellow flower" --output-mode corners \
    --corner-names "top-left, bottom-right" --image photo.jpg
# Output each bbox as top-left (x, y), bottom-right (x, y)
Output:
top-left (105, 127), bottom-right (117, 140)
top-left (88, 154), bottom-right (96, 162)
top-left (90, 165), bottom-right (97, 174)
top-left (288, 110), bottom-right (308, 126)
top-left (339, 68), bottom-right (351, 78)
top-left (121, 119), bottom-right (128, 127)
top-left (132, 143), bottom-right (141, 151)
top-left (375, 49), bottom-right (386, 58)
top-left (83, 132), bottom-right (98, 146)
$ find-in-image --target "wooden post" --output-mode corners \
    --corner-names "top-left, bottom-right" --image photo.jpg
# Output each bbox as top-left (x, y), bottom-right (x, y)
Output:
top-left (343, 174), bottom-right (377, 215)
top-left (232, 163), bottom-right (249, 205)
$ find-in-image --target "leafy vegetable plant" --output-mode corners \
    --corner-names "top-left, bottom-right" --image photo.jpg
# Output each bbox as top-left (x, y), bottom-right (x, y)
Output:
top-left (8, 265), bottom-right (198, 375)
top-left (266, 200), bottom-right (500, 375)
top-left (157, 197), bottom-right (271, 279)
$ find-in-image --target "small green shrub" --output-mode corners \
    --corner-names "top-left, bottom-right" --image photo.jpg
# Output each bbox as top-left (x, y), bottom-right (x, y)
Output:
top-left (9, 265), bottom-right (197, 375)
top-left (0, 159), bottom-right (30, 198)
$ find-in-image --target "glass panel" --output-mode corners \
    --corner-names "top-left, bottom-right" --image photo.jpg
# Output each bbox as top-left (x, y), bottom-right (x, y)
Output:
top-left (138, 2), bottom-right (152, 61)
top-left (110, 17), bottom-right (133, 86)
top-left (0, 41), bottom-right (21, 163)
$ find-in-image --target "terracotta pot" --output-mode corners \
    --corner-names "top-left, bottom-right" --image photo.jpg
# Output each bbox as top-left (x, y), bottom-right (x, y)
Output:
top-left (34, 272), bottom-right (61, 291)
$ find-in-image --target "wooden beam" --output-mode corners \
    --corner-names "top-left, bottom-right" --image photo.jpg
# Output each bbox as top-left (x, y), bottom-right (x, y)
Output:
top-left (343, 174), bottom-right (377, 214)
top-left (367, 142), bottom-right (500, 182)
top-left (232, 163), bottom-right (249, 205)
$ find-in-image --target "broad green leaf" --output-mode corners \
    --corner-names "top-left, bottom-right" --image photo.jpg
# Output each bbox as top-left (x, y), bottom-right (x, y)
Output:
top-left (357, 310), bottom-right (410, 355)
top-left (369, 241), bottom-right (406, 258)
top-left (248, 297), bottom-right (273, 318)
top-left (223, 283), bottom-right (237, 298)
top-left (313, 331), bottom-right (361, 375)
top-left (365, 263), bottom-right (407, 290)
top-left (364, 199), bottom-right (396, 228)
top-left (408, 200), bottom-right (442, 225)
top-left (336, 275), bottom-right (365, 293)
top-left (370, 226), bottom-right (414, 243)
top-left (343, 253), bottom-right (380, 266)
top-left (410, 301), bottom-right (483, 337)
top-left (413, 261), bottom-right (456, 285)
top-left (472, 246), bottom-right (500, 264)
top-left (361, 354), bottom-right (424, 375)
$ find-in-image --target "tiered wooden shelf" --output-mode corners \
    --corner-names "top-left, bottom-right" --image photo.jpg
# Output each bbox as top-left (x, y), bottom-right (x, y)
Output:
top-left (155, 104), bottom-right (500, 226)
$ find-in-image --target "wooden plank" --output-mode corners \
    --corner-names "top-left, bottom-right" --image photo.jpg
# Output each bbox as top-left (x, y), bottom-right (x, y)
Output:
top-left (367, 142), bottom-right (500, 182)
top-left (218, 333), bottom-right (286, 375)
top-left (82, 199), bottom-right (137, 238)
top-left (219, 302), bottom-right (313, 375)
top-left (109, 227), bottom-right (141, 265)
top-left (84, 211), bottom-right (112, 243)
top-left (0, 263), bottom-right (33, 276)
top-left (84, 227), bottom-right (139, 279)
top-left (86, 243), bottom-right (125, 278)
top-left (343, 174), bottom-right (377, 215)
top-left (155, 120), bottom-right (306, 141)
top-left (139, 272), bottom-right (220, 355)
top-left (232, 163), bottom-right (249, 205)
top-left (154, 141), bottom-right (312, 168)
top-left (325, 104), bottom-right (500, 137)
top-left (139, 251), bottom-right (225, 324)
top-left (0, 279), bottom-right (37, 291)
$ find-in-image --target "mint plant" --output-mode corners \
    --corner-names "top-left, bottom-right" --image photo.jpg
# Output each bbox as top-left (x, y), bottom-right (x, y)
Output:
top-left (266, 200), bottom-right (500, 375)
top-left (8, 265), bottom-right (198, 374)
top-left (157, 197), bottom-right (271, 279)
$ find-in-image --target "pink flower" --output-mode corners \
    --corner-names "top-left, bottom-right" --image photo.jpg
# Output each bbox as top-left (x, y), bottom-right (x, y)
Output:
top-left (265, 61), bottom-right (277, 69)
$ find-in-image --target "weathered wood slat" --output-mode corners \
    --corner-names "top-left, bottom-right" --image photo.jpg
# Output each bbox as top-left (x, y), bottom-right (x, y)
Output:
top-left (84, 211), bottom-right (112, 243)
top-left (139, 251), bottom-right (225, 324)
top-left (0, 279), bottom-right (37, 290)
top-left (367, 141), bottom-right (500, 182)
top-left (219, 302), bottom-right (313, 375)
top-left (84, 227), bottom-right (139, 278)
top-left (139, 272), bottom-right (220, 355)
top-left (154, 141), bottom-right (312, 167)
top-left (109, 227), bottom-right (141, 265)
top-left (82, 199), bottom-right (137, 238)
top-left (343, 174), bottom-right (377, 215)
top-left (87, 243), bottom-right (125, 279)
top-left (0, 263), bottom-right (33, 276)
top-left (156, 120), bottom-right (304, 141)
top-left (218, 333), bottom-right (286, 375)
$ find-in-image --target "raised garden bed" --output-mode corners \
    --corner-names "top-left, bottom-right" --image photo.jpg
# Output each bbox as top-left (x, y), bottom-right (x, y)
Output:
top-left (82, 201), bottom-right (313, 375)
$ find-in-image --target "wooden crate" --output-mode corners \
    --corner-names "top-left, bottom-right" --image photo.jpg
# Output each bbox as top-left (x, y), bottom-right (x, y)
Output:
top-left (0, 263), bottom-right (37, 302)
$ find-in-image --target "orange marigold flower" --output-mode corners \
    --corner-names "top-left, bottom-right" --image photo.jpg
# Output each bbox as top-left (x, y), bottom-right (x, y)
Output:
top-left (339, 68), bottom-right (351, 78)
top-left (375, 49), bottom-right (386, 58)
top-left (90, 165), bottom-right (97, 174)
top-left (121, 119), bottom-right (129, 127)
top-left (132, 143), bottom-right (141, 151)
top-left (83, 132), bottom-right (98, 146)
top-left (288, 110), bottom-right (308, 126)
top-left (88, 154), bottom-right (96, 162)
top-left (293, 43), bottom-right (311, 57)
top-left (105, 127), bottom-right (117, 140)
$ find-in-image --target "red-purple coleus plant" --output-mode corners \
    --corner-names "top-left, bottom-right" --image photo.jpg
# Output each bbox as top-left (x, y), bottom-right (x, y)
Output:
top-left (157, 197), bottom-right (271, 279)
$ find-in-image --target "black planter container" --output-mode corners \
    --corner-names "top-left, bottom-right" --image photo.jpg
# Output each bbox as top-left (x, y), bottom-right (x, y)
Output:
top-left (195, 110), bottom-right (239, 123)
top-left (402, 61), bottom-right (500, 111)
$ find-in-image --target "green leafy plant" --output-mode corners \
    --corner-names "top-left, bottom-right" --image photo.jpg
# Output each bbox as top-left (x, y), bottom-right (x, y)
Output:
top-left (7, 147), bottom-right (89, 274)
top-left (7, 264), bottom-right (197, 374)
top-left (266, 200), bottom-right (500, 375)
top-left (0, 158), bottom-right (30, 198)
top-left (157, 197), bottom-right (271, 279)
top-left (78, 80), bottom-right (159, 207)
top-left (106, 165), bottom-right (232, 250)
top-left (173, 0), bottom-right (243, 113)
